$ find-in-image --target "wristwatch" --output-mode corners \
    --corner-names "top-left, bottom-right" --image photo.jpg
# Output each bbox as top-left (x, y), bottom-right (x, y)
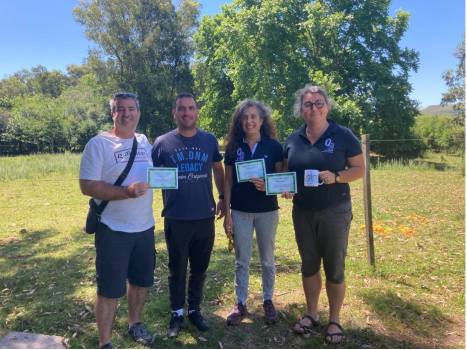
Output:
top-left (335, 173), bottom-right (340, 183)
top-left (218, 194), bottom-right (225, 200)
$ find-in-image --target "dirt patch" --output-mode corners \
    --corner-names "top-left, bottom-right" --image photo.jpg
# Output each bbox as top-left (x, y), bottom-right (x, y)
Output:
top-left (0, 236), bottom-right (19, 246)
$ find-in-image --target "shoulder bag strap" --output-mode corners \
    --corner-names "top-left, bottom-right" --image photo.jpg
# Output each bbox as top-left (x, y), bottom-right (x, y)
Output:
top-left (95, 136), bottom-right (138, 215)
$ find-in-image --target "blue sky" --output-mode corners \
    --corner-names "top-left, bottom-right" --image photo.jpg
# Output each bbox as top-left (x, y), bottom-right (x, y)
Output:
top-left (0, 0), bottom-right (464, 108)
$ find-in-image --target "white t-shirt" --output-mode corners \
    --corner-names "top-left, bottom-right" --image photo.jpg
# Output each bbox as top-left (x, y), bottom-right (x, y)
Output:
top-left (79, 132), bottom-right (155, 233)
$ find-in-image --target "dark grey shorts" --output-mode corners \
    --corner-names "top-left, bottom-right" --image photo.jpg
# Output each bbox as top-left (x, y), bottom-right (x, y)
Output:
top-left (292, 201), bottom-right (352, 283)
top-left (95, 223), bottom-right (155, 298)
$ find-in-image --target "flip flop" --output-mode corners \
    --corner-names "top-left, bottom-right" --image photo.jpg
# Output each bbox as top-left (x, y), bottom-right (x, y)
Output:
top-left (293, 314), bottom-right (320, 334)
top-left (324, 321), bottom-right (346, 344)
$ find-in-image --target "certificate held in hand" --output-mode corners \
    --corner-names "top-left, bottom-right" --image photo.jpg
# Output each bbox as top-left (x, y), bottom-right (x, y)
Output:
top-left (147, 167), bottom-right (178, 189)
top-left (265, 172), bottom-right (297, 195)
top-left (235, 159), bottom-right (266, 182)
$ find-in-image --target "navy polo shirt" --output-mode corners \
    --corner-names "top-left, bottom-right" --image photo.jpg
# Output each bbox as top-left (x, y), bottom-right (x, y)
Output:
top-left (224, 137), bottom-right (283, 213)
top-left (284, 120), bottom-right (362, 211)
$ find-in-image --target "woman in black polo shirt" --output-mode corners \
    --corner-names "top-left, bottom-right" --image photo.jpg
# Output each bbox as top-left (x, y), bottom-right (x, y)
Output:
top-left (284, 85), bottom-right (364, 344)
top-left (223, 99), bottom-right (283, 326)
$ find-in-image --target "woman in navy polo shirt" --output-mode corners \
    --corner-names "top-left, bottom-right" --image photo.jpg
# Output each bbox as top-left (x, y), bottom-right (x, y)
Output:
top-left (223, 99), bottom-right (283, 326)
top-left (284, 85), bottom-right (364, 344)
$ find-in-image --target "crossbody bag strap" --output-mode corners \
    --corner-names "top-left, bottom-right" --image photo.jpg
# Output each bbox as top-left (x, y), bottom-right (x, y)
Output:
top-left (95, 136), bottom-right (138, 215)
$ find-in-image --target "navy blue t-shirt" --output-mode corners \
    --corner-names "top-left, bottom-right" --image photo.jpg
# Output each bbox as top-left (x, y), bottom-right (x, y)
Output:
top-left (152, 129), bottom-right (223, 220)
top-left (224, 137), bottom-right (283, 213)
top-left (284, 120), bottom-right (362, 211)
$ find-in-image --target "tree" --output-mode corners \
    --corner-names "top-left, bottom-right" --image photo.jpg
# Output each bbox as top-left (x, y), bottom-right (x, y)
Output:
top-left (441, 38), bottom-right (465, 126)
top-left (2, 95), bottom-right (68, 153)
top-left (74, 0), bottom-right (199, 139)
top-left (0, 65), bottom-right (72, 98)
top-left (194, 0), bottom-right (421, 157)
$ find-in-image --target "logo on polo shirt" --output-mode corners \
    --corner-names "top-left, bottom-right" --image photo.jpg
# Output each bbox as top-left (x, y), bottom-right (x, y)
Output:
top-left (323, 138), bottom-right (335, 154)
top-left (236, 147), bottom-right (245, 161)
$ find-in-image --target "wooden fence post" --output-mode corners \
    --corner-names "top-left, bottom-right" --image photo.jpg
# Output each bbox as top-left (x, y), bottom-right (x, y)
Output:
top-left (362, 134), bottom-right (375, 268)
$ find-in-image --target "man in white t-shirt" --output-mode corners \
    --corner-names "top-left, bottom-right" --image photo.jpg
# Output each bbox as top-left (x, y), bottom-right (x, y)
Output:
top-left (79, 92), bottom-right (155, 349)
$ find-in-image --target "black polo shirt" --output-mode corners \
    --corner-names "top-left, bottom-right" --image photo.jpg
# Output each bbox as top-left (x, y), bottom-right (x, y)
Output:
top-left (224, 137), bottom-right (283, 213)
top-left (284, 120), bottom-right (362, 211)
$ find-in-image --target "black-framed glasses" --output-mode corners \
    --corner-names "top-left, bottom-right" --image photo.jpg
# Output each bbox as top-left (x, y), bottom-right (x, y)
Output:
top-left (113, 92), bottom-right (138, 99)
top-left (303, 100), bottom-right (325, 109)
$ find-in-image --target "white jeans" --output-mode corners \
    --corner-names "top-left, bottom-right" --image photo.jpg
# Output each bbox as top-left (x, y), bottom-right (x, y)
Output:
top-left (231, 209), bottom-right (279, 304)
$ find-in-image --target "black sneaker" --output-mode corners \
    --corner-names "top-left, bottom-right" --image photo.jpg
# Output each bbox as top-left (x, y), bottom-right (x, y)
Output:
top-left (167, 312), bottom-right (184, 338)
top-left (128, 322), bottom-right (153, 345)
top-left (99, 342), bottom-right (113, 349)
top-left (188, 310), bottom-right (209, 332)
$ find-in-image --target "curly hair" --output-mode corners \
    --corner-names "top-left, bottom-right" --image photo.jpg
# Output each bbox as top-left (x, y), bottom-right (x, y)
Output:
top-left (225, 99), bottom-right (277, 157)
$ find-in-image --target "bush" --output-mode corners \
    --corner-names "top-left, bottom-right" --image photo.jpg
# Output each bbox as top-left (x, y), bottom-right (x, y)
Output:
top-left (414, 115), bottom-right (465, 154)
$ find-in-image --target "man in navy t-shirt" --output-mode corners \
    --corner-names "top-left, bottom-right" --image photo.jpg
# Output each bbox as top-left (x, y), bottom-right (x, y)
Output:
top-left (152, 93), bottom-right (225, 338)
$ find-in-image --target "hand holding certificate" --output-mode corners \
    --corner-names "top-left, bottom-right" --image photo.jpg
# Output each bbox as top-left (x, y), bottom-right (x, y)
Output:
top-left (235, 159), bottom-right (266, 182)
top-left (265, 172), bottom-right (297, 195)
top-left (147, 167), bottom-right (178, 189)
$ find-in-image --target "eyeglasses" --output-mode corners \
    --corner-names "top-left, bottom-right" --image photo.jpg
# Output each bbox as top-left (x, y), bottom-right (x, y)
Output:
top-left (113, 92), bottom-right (138, 99)
top-left (302, 100), bottom-right (325, 109)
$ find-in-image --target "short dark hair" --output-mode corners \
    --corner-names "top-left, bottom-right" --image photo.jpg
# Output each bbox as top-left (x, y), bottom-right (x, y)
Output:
top-left (174, 92), bottom-right (197, 108)
top-left (110, 92), bottom-right (140, 112)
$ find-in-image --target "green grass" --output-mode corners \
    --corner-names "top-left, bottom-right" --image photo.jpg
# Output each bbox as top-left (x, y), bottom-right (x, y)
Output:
top-left (0, 153), bottom-right (464, 348)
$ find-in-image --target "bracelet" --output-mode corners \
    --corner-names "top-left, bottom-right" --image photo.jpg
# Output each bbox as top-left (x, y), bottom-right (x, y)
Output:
top-left (218, 194), bottom-right (225, 200)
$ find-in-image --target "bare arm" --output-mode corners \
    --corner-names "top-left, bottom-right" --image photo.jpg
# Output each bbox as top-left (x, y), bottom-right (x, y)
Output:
top-left (340, 154), bottom-right (365, 182)
top-left (79, 179), bottom-right (148, 201)
top-left (319, 153), bottom-right (365, 184)
top-left (212, 161), bottom-right (226, 218)
top-left (223, 165), bottom-right (234, 237)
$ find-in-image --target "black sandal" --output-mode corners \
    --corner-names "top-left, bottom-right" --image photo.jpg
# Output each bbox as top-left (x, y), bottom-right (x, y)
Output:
top-left (324, 321), bottom-right (346, 344)
top-left (293, 314), bottom-right (320, 334)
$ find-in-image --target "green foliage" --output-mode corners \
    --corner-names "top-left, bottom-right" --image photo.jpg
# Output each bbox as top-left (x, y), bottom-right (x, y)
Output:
top-left (2, 95), bottom-right (67, 153)
top-left (0, 65), bottom-right (72, 98)
top-left (194, 0), bottom-right (421, 157)
top-left (441, 38), bottom-right (465, 125)
top-left (73, 0), bottom-right (199, 139)
top-left (414, 115), bottom-right (465, 154)
top-left (0, 71), bottom-right (109, 154)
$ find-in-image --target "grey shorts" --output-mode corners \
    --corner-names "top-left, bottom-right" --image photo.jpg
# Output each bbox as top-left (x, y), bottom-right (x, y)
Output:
top-left (292, 201), bottom-right (352, 283)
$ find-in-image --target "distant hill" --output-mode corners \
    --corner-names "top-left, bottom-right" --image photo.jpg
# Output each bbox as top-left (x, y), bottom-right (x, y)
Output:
top-left (420, 104), bottom-right (456, 116)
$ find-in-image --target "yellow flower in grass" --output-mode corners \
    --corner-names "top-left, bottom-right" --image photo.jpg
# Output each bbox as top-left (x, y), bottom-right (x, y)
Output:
top-left (400, 226), bottom-right (415, 237)
top-left (409, 214), bottom-right (428, 223)
top-left (373, 224), bottom-right (386, 234)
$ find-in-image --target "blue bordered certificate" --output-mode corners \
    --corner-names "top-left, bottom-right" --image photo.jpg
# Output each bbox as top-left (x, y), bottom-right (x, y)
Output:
top-left (147, 167), bottom-right (178, 189)
top-left (265, 172), bottom-right (297, 195)
top-left (235, 159), bottom-right (266, 182)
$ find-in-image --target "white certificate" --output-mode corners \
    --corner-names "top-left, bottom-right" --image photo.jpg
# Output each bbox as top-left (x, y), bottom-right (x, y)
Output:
top-left (235, 159), bottom-right (266, 182)
top-left (147, 167), bottom-right (178, 189)
top-left (265, 172), bottom-right (297, 195)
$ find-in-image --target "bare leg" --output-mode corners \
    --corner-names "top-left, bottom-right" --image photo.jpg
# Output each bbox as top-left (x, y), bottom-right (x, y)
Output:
top-left (127, 284), bottom-right (148, 326)
top-left (95, 294), bottom-right (118, 347)
top-left (293, 271), bottom-right (322, 332)
top-left (325, 280), bottom-right (345, 342)
top-left (303, 271), bottom-right (321, 319)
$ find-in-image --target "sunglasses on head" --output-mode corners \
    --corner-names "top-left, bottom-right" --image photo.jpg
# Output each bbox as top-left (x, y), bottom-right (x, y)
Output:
top-left (113, 92), bottom-right (138, 99)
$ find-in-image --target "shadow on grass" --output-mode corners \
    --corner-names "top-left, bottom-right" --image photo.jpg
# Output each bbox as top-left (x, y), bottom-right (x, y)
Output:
top-left (0, 228), bottom-right (96, 345)
top-left (2, 229), bottom-right (454, 348)
top-left (360, 289), bottom-right (451, 347)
